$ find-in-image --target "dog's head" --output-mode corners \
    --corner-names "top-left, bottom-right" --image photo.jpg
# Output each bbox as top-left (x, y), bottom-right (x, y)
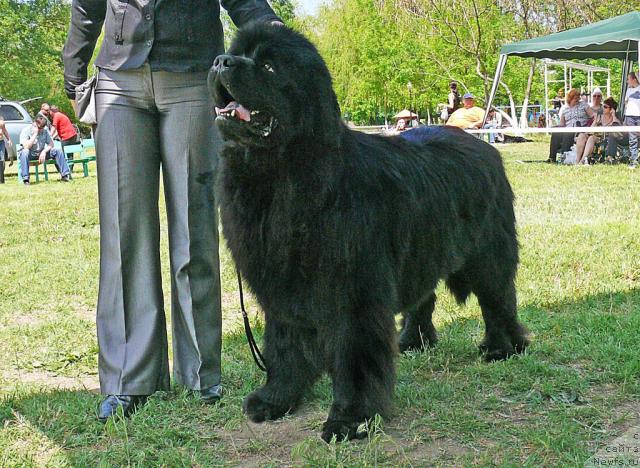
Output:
top-left (208, 24), bottom-right (342, 149)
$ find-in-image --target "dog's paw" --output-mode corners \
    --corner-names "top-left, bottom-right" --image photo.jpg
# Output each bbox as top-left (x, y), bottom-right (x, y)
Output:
top-left (321, 418), bottom-right (367, 443)
top-left (242, 391), bottom-right (291, 423)
top-left (398, 328), bottom-right (437, 354)
top-left (479, 340), bottom-right (517, 361)
top-left (479, 333), bottom-right (529, 361)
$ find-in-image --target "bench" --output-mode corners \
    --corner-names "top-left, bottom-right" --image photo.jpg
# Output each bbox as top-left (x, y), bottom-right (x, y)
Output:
top-left (62, 141), bottom-right (96, 178)
top-left (17, 139), bottom-right (97, 183)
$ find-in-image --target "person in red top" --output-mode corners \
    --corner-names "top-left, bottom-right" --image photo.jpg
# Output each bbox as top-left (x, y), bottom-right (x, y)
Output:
top-left (50, 106), bottom-right (79, 152)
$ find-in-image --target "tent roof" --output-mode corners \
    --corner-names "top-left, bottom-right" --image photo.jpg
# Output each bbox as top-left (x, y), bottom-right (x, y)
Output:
top-left (500, 11), bottom-right (640, 60)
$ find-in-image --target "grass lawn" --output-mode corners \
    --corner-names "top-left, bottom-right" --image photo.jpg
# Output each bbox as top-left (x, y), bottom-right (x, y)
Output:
top-left (0, 141), bottom-right (639, 466)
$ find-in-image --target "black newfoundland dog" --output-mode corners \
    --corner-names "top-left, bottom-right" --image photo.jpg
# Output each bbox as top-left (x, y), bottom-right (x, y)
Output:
top-left (208, 24), bottom-right (528, 442)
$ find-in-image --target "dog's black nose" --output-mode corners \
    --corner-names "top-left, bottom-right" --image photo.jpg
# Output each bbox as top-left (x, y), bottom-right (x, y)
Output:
top-left (213, 54), bottom-right (237, 72)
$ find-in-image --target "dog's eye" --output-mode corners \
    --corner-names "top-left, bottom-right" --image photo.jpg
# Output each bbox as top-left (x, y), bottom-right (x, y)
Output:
top-left (263, 63), bottom-right (275, 73)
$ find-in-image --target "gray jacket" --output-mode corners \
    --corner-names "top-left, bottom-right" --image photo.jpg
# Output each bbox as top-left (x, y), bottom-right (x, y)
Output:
top-left (63, 0), bottom-right (280, 99)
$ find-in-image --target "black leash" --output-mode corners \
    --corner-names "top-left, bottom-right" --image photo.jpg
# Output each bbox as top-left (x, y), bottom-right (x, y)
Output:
top-left (237, 270), bottom-right (268, 372)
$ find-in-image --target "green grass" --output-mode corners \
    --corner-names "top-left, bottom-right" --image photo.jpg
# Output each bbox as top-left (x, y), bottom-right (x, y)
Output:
top-left (1, 142), bottom-right (639, 466)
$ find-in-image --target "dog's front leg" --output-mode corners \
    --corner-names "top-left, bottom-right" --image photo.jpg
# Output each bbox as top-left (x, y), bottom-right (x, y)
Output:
top-left (322, 310), bottom-right (397, 442)
top-left (243, 318), bottom-right (322, 422)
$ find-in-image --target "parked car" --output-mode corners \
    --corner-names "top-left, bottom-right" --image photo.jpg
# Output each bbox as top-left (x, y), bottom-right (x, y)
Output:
top-left (1, 98), bottom-right (33, 160)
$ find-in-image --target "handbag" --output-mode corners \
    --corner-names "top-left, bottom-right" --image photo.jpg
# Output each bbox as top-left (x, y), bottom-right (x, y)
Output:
top-left (75, 69), bottom-right (98, 125)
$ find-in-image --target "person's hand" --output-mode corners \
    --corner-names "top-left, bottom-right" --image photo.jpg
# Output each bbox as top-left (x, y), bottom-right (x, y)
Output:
top-left (70, 99), bottom-right (78, 116)
top-left (38, 150), bottom-right (46, 164)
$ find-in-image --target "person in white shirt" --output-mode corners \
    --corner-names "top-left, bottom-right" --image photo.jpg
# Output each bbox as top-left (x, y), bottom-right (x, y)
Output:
top-left (624, 71), bottom-right (640, 169)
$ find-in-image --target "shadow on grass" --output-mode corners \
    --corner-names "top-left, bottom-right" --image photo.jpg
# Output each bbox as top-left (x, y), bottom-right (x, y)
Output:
top-left (1, 288), bottom-right (639, 464)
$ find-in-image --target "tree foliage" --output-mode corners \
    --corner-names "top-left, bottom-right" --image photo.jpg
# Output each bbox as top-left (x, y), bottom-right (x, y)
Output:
top-left (303, 0), bottom-right (640, 123)
top-left (1, 0), bottom-right (639, 125)
top-left (0, 0), bottom-right (73, 117)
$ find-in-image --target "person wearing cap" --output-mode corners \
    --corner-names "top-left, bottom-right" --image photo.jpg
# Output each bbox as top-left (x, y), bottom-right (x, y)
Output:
top-left (446, 93), bottom-right (485, 130)
top-left (589, 88), bottom-right (604, 120)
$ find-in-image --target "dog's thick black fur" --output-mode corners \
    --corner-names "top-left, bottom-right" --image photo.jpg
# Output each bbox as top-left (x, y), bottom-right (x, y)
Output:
top-left (208, 24), bottom-right (529, 442)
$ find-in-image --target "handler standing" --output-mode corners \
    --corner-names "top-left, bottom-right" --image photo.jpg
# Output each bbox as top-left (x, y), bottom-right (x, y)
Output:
top-left (63, 0), bottom-right (281, 421)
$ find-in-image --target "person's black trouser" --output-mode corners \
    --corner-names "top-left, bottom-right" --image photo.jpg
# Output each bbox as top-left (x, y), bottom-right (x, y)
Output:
top-left (95, 63), bottom-right (222, 395)
top-left (548, 132), bottom-right (575, 161)
top-left (60, 135), bottom-right (80, 155)
top-left (0, 140), bottom-right (5, 183)
top-left (605, 134), bottom-right (629, 159)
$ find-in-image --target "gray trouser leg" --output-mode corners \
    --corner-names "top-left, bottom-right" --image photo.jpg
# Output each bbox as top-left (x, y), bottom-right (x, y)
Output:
top-left (155, 70), bottom-right (222, 390)
top-left (625, 115), bottom-right (640, 162)
top-left (94, 64), bottom-right (221, 395)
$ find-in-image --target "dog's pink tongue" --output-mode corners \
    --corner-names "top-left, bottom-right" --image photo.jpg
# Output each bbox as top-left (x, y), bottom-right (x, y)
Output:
top-left (234, 104), bottom-right (251, 122)
top-left (222, 101), bottom-right (251, 122)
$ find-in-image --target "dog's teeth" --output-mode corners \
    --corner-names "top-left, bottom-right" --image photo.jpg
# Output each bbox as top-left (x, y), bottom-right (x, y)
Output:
top-left (231, 109), bottom-right (236, 118)
top-left (250, 111), bottom-right (259, 116)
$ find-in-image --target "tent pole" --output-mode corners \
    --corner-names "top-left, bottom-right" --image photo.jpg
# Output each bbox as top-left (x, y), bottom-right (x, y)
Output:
top-left (544, 61), bottom-right (549, 128)
top-left (483, 54), bottom-right (507, 127)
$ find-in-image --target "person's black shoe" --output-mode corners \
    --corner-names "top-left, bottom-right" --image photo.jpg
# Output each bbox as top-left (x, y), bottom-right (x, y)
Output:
top-left (545, 158), bottom-right (556, 164)
top-left (197, 384), bottom-right (223, 404)
top-left (98, 395), bottom-right (148, 423)
top-left (23, 180), bottom-right (30, 186)
top-left (61, 174), bottom-right (71, 182)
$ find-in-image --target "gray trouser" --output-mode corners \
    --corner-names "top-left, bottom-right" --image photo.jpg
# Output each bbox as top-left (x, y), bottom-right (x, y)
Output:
top-left (95, 63), bottom-right (222, 395)
top-left (624, 115), bottom-right (640, 162)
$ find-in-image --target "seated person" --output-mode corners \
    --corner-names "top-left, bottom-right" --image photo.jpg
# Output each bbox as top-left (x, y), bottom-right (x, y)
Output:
top-left (50, 106), bottom-right (80, 152)
top-left (483, 108), bottom-right (502, 144)
top-left (18, 116), bottom-right (71, 185)
top-left (600, 98), bottom-right (627, 163)
top-left (383, 118), bottom-right (408, 136)
top-left (446, 93), bottom-right (485, 129)
top-left (590, 88), bottom-right (604, 114)
top-left (574, 97), bottom-right (623, 165)
top-left (547, 88), bottom-right (595, 163)
top-left (583, 88), bottom-right (604, 126)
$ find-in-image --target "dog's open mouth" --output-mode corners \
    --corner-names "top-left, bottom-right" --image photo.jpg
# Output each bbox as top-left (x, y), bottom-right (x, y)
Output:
top-left (215, 100), bottom-right (277, 138)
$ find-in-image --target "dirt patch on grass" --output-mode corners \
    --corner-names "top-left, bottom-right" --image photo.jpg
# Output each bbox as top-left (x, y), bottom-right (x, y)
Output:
top-left (217, 409), bottom-right (473, 466)
top-left (2, 369), bottom-right (99, 393)
top-left (218, 408), bottom-right (320, 466)
top-left (5, 312), bottom-right (48, 329)
top-left (72, 302), bottom-right (95, 323)
top-left (2, 296), bottom-right (96, 330)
